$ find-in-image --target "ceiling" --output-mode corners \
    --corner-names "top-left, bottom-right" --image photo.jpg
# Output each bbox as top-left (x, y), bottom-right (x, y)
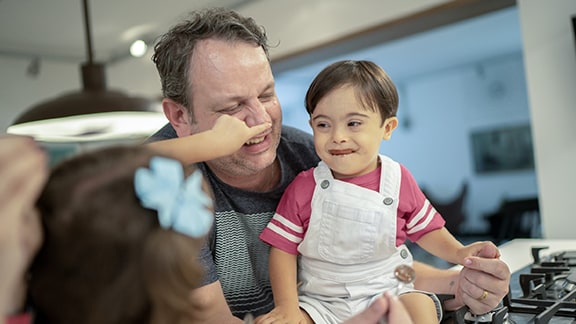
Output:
top-left (277, 5), bottom-right (523, 84)
top-left (0, 0), bottom-right (255, 64)
top-left (0, 0), bottom-right (520, 70)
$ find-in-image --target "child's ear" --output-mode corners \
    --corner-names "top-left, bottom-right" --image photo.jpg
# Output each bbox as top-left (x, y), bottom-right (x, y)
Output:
top-left (382, 117), bottom-right (398, 140)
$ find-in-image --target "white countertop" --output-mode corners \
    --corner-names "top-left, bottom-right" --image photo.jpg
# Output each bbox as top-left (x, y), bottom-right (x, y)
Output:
top-left (497, 238), bottom-right (576, 273)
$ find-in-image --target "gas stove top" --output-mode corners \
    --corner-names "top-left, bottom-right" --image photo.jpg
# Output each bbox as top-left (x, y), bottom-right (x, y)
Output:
top-left (440, 246), bottom-right (576, 323)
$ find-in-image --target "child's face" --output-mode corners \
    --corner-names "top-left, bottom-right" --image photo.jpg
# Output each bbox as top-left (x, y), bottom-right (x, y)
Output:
top-left (309, 85), bottom-right (397, 179)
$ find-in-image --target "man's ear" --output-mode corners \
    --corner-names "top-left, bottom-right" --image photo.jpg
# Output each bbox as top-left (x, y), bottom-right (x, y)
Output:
top-left (162, 98), bottom-right (191, 135)
top-left (382, 117), bottom-right (398, 140)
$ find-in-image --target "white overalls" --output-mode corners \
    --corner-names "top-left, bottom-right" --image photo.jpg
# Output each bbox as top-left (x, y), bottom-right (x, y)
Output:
top-left (297, 155), bottom-right (415, 324)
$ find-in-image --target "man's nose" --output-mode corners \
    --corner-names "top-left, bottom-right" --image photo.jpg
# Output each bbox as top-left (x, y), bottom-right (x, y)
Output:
top-left (245, 100), bottom-right (271, 126)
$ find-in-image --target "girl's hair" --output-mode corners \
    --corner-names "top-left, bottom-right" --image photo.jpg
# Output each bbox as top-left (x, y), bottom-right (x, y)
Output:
top-left (305, 60), bottom-right (399, 125)
top-left (29, 145), bottom-right (209, 324)
top-left (152, 7), bottom-right (270, 122)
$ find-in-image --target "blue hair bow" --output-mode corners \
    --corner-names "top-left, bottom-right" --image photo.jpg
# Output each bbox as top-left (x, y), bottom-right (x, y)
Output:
top-left (134, 157), bottom-right (213, 238)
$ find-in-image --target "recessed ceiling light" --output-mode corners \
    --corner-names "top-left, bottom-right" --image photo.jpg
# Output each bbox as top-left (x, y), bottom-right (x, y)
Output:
top-left (130, 39), bottom-right (148, 57)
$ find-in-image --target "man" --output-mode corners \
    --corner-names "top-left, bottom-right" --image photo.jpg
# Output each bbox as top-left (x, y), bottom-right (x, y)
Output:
top-left (148, 7), bottom-right (509, 323)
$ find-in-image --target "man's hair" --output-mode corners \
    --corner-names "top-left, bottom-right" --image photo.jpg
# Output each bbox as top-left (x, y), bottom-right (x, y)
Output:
top-left (29, 145), bottom-right (208, 324)
top-left (152, 7), bottom-right (270, 123)
top-left (305, 60), bottom-right (399, 125)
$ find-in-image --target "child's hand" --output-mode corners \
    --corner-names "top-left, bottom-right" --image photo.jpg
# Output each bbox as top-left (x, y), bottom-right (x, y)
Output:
top-left (211, 115), bottom-right (271, 154)
top-left (254, 305), bottom-right (308, 324)
top-left (457, 241), bottom-right (500, 264)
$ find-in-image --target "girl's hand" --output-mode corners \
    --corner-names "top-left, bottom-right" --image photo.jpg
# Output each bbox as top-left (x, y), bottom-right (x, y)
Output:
top-left (211, 115), bottom-right (271, 154)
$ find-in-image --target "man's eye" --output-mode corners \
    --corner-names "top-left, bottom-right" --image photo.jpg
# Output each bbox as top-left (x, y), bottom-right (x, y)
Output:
top-left (259, 93), bottom-right (275, 102)
top-left (222, 105), bottom-right (242, 114)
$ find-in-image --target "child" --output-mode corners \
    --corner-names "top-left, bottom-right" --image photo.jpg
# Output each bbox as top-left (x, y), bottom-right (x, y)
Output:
top-left (27, 145), bottom-right (214, 324)
top-left (2, 116), bottom-right (267, 324)
top-left (258, 60), bottom-right (498, 324)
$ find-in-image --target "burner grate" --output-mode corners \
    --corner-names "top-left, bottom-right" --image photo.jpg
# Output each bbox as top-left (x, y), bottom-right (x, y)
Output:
top-left (502, 248), bottom-right (576, 324)
top-left (504, 289), bottom-right (576, 324)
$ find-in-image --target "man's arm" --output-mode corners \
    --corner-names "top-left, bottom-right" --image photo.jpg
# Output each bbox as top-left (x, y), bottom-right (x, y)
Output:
top-left (187, 281), bottom-right (243, 324)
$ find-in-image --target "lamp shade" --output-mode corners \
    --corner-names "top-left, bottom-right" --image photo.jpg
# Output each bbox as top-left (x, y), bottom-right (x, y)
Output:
top-left (13, 64), bottom-right (160, 124)
top-left (7, 0), bottom-right (167, 142)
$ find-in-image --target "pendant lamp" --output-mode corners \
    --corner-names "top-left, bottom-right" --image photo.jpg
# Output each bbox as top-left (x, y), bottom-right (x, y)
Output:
top-left (7, 0), bottom-right (166, 142)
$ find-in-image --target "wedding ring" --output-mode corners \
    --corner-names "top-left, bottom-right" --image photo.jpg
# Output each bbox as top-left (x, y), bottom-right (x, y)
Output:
top-left (477, 290), bottom-right (488, 301)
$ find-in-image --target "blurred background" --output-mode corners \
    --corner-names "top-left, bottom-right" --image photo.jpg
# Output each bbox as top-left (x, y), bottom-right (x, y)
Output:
top-left (1, 1), bottom-right (574, 258)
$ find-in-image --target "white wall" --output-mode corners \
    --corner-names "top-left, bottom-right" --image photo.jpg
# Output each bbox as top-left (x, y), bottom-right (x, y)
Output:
top-left (0, 57), bottom-right (78, 131)
top-left (517, 0), bottom-right (576, 239)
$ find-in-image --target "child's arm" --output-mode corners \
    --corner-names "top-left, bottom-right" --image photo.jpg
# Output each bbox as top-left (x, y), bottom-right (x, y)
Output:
top-left (147, 115), bottom-right (271, 164)
top-left (416, 227), bottom-right (500, 265)
top-left (416, 227), bottom-right (465, 265)
top-left (255, 247), bottom-right (307, 324)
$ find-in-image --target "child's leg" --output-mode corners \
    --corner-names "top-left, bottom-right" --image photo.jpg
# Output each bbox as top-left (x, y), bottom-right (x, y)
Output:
top-left (399, 292), bottom-right (439, 324)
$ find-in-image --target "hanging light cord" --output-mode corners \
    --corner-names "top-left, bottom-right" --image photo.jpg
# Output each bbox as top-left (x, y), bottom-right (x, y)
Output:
top-left (81, 0), bottom-right (94, 64)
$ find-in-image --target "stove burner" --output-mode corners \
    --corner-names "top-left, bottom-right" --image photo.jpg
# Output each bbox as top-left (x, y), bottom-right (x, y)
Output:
top-left (503, 247), bottom-right (576, 324)
top-left (441, 247), bottom-right (576, 324)
top-left (463, 307), bottom-right (509, 323)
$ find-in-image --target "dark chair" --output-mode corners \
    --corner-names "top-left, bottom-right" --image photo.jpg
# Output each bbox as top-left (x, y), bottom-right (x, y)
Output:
top-left (486, 197), bottom-right (540, 243)
top-left (422, 182), bottom-right (468, 235)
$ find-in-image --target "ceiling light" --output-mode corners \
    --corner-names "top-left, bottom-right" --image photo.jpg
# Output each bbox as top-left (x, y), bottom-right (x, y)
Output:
top-left (7, 0), bottom-right (165, 142)
top-left (130, 39), bottom-right (148, 57)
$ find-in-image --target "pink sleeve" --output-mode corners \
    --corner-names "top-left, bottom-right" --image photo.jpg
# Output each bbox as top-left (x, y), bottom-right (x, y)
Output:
top-left (6, 313), bottom-right (32, 324)
top-left (259, 169), bottom-right (316, 254)
top-left (397, 165), bottom-right (445, 244)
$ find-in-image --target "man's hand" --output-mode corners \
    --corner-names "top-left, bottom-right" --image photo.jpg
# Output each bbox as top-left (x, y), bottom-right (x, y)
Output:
top-left (446, 243), bottom-right (510, 314)
top-left (255, 305), bottom-right (309, 324)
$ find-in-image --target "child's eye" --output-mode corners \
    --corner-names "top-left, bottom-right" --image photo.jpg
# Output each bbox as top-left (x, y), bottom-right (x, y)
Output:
top-left (348, 121), bottom-right (361, 127)
top-left (316, 122), bottom-right (329, 128)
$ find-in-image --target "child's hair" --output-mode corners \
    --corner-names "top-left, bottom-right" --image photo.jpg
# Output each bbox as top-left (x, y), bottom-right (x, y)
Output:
top-left (305, 60), bottom-right (399, 125)
top-left (28, 145), bottom-right (211, 324)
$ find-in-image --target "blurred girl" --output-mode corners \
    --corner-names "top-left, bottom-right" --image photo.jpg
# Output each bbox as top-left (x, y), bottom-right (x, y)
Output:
top-left (28, 145), bottom-right (214, 324)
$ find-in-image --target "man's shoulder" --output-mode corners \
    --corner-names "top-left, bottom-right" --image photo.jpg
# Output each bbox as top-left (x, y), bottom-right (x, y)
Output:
top-left (277, 125), bottom-right (319, 179)
top-left (280, 125), bottom-right (314, 146)
top-left (279, 126), bottom-right (317, 158)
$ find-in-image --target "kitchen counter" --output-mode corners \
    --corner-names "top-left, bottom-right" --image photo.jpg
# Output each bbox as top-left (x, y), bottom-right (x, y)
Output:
top-left (497, 238), bottom-right (576, 272)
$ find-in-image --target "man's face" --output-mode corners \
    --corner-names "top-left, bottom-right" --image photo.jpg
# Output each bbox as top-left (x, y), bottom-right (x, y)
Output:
top-left (183, 39), bottom-right (282, 178)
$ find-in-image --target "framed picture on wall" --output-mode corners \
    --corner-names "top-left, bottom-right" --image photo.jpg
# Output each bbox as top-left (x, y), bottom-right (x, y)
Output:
top-left (470, 124), bottom-right (535, 174)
